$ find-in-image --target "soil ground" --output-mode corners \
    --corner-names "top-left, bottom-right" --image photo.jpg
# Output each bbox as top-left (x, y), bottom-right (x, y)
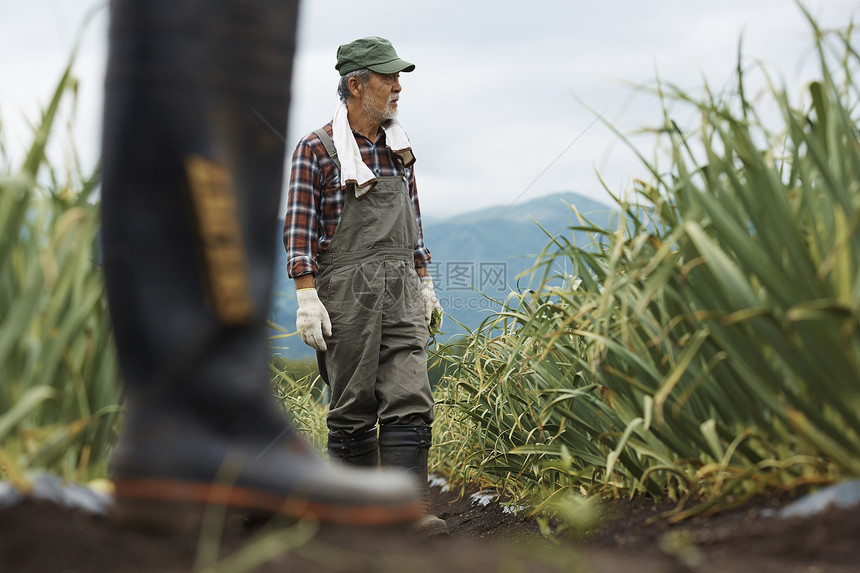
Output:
top-left (1, 480), bottom-right (859, 572)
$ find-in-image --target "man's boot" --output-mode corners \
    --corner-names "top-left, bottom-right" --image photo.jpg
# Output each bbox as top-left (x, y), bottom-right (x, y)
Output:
top-left (379, 425), bottom-right (449, 537)
top-left (101, 0), bottom-right (420, 528)
top-left (328, 429), bottom-right (379, 467)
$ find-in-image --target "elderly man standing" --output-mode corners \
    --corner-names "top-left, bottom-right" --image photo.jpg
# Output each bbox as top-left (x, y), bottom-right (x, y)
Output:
top-left (284, 37), bottom-right (447, 536)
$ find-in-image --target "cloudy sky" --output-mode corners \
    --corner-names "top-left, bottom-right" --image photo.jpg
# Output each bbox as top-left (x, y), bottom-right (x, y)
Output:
top-left (0, 0), bottom-right (856, 218)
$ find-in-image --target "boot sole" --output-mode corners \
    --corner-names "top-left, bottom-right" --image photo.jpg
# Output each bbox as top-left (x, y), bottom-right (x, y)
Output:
top-left (112, 478), bottom-right (423, 530)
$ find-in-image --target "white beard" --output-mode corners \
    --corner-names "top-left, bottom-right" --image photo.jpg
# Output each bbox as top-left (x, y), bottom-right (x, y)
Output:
top-left (362, 96), bottom-right (397, 123)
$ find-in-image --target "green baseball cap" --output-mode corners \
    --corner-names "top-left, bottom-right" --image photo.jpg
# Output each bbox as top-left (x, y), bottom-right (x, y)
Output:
top-left (335, 36), bottom-right (415, 76)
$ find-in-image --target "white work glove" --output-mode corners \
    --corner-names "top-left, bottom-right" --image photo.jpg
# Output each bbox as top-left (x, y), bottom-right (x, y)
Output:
top-left (419, 276), bottom-right (443, 330)
top-left (296, 288), bottom-right (332, 351)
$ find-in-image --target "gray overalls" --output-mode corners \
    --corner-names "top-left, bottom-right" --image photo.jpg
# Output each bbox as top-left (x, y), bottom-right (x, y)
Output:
top-left (313, 128), bottom-right (435, 438)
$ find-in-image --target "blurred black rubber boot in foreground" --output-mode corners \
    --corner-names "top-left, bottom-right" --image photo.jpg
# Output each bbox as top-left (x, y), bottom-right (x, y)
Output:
top-left (100, 0), bottom-right (421, 528)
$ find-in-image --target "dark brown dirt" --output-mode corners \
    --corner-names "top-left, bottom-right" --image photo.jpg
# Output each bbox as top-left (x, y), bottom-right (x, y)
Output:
top-left (1, 480), bottom-right (859, 573)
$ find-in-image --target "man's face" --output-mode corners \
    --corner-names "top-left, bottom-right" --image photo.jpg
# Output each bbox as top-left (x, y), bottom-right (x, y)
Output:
top-left (361, 72), bottom-right (401, 123)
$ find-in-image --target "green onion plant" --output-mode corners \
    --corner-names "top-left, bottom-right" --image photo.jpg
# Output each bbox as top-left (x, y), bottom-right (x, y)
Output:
top-left (0, 56), bottom-right (121, 485)
top-left (434, 7), bottom-right (860, 522)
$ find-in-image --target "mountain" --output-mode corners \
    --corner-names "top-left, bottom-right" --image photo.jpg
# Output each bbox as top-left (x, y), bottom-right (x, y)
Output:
top-left (269, 191), bottom-right (614, 359)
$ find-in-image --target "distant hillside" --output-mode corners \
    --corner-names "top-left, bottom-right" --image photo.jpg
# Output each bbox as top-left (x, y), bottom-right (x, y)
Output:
top-left (270, 191), bottom-right (614, 359)
top-left (431, 191), bottom-right (610, 226)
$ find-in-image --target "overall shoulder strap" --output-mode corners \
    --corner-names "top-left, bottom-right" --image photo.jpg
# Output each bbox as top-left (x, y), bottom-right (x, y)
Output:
top-left (313, 128), bottom-right (340, 170)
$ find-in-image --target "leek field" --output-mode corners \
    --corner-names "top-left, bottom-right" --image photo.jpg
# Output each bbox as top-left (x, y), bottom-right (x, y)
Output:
top-left (2, 8), bottom-right (859, 534)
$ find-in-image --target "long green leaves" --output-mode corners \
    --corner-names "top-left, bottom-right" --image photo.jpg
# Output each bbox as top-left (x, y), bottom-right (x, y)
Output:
top-left (0, 55), bottom-right (120, 483)
top-left (434, 12), bottom-right (860, 517)
top-left (270, 355), bottom-right (328, 451)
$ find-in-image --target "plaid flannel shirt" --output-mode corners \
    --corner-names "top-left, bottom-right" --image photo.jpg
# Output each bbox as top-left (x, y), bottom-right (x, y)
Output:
top-left (283, 122), bottom-right (431, 278)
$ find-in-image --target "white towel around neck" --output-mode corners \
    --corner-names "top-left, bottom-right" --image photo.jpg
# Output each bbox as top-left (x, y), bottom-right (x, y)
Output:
top-left (330, 102), bottom-right (415, 198)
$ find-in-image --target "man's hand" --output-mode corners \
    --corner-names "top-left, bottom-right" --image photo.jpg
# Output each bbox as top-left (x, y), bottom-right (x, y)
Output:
top-left (296, 288), bottom-right (332, 351)
top-left (419, 276), bottom-right (443, 330)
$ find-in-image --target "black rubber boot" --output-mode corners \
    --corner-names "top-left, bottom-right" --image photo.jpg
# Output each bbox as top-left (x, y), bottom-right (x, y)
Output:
top-left (101, 0), bottom-right (420, 529)
top-left (379, 425), bottom-right (449, 537)
top-left (328, 428), bottom-right (379, 467)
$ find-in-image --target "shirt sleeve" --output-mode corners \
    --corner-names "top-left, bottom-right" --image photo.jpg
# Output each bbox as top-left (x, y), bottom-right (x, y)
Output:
top-left (407, 166), bottom-right (432, 270)
top-left (284, 137), bottom-right (320, 278)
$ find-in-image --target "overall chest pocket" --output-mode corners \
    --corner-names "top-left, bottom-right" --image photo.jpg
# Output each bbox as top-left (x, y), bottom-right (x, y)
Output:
top-left (359, 182), bottom-right (416, 249)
